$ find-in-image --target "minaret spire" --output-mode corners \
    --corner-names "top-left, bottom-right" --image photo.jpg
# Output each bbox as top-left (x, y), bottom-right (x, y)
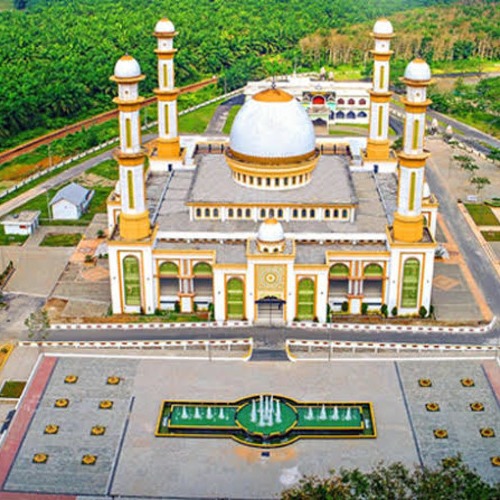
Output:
top-left (110, 55), bottom-right (151, 241)
top-left (366, 18), bottom-right (394, 162)
top-left (393, 59), bottom-right (432, 242)
top-left (152, 18), bottom-right (181, 167)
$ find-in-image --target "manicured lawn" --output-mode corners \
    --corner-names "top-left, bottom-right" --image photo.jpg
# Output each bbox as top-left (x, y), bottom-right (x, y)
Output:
top-left (86, 159), bottom-right (119, 180)
top-left (179, 102), bottom-right (220, 134)
top-left (0, 380), bottom-right (26, 398)
top-left (223, 105), bottom-right (242, 134)
top-left (40, 232), bottom-right (82, 247)
top-left (464, 204), bottom-right (499, 226)
top-left (482, 231), bottom-right (500, 242)
top-left (11, 184), bottom-right (113, 226)
top-left (0, 226), bottom-right (28, 246)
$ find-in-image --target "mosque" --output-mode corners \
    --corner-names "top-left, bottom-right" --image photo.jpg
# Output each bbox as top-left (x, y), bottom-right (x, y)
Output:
top-left (106, 17), bottom-right (438, 324)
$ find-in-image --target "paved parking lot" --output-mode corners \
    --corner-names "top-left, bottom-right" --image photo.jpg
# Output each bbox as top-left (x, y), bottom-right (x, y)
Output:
top-left (1, 355), bottom-right (498, 498)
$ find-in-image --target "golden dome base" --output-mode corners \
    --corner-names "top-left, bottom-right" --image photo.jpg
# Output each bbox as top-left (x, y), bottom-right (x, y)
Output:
top-left (393, 213), bottom-right (424, 243)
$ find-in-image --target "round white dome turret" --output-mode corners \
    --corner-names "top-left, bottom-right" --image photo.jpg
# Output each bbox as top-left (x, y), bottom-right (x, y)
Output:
top-left (155, 18), bottom-right (175, 34)
top-left (113, 55), bottom-right (141, 79)
top-left (257, 219), bottom-right (285, 243)
top-left (373, 18), bottom-right (394, 36)
top-left (404, 58), bottom-right (431, 82)
top-left (230, 88), bottom-right (315, 159)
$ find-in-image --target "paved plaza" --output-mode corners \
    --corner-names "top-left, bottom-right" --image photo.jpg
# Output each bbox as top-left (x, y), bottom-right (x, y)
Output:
top-left (0, 354), bottom-right (498, 498)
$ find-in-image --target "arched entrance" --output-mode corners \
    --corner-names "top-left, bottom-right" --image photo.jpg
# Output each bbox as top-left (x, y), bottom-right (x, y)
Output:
top-left (226, 278), bottom-right (244, 319)
top-left (255, 296), bottom-right (285, 325)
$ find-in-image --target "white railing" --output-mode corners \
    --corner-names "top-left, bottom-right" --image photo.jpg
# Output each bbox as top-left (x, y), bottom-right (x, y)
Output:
top-left (49, 319), bottom-right (251, 330)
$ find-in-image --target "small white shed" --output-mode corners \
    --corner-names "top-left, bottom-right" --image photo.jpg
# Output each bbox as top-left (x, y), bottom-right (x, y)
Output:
top-left (1, 210), bottom-right (41, 235)
top-left (50, 183), bottom-right (94, 220)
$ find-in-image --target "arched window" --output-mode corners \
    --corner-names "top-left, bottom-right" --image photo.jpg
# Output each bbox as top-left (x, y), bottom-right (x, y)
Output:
top-left (333, 209), bottom-right (339, 218)
top-left (358, 111), bottom-right (367, 118)
top-left (226, 278), bottom-right (244, 319)
top-left (312, 95), bottom-right (325, 105)
top-left (347, 111), bottom-right (356, 120)
top-left (310, 209), bottom-right (316, 218)
top-left (359, 98), bottom-right (367, 106)
top-left (336, 111), bottom-right (345, 119)
top-left (325, 209), bottom-right (331, 218)
top-left (342, 209), bottom-right (348, 218)
top-left (364, 264), bottom-right (383, 277)
top-left (277, 208), bottom-right (283, 218)
top-left (123, 256), bottom-right (141, 307)
top-left (274, 178), bottom-right (279, 186)
top-left (213, 208), bottom-right (219, 218)
top-left (301, 209), bottom-right (307, 218)
top-left (228, 208), bottom-right (234, 218)
top-left (337, 98), bottom-right (345, 105)
top-left (348, 98), bottom-right (355, 105)
top-left (204, 208), bottom-right (210, 217)
top-left (266, 178), bottom-right (271, 186)
top-left (297, 278), bottom-right (315, 320)
top-left (159, 261), bottom-right (178, 276)
top-left (401, 258), bottom-right (420, 308)
top-left (245, 208), bottom-right (251, 218)
top-left (269, 209), bottom-right (275, 218)
top-left (237, 208), bottom-right (243, 217)
top-left (292, 209), bottom-right (298, 218)
top-left (260, 208), bottom-right (266, 218)
top-left (195, 208), bottom-right (201, 218)
top-left (329, 264), bottom-right (349, 278)
top-left (193, 262), bottom-right (213, 276)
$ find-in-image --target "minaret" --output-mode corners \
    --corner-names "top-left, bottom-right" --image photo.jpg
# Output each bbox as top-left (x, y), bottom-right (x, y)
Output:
top-left (393, 59), bottom-right (432, 242)
top-left (153, 18), bottom-right (181, 162)
top-left (366, 18), bottom-right (394, 161)
top-left (110, 55), bottom-right (151, 241)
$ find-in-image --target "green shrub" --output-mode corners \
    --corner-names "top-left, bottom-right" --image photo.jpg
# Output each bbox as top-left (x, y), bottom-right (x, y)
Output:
top-left (391, 306), bottom-right (398, 317)
top-left (419, 305), bottom-right (427, 318)
top-left (361, 303), bottom-right (368, 315)
top-left (341, 301), bottom-right (349, 313)
top-left (380, 304), bottom-right (388, 318)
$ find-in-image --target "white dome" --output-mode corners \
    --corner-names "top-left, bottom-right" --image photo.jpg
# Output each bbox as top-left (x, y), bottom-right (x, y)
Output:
top-left (404, 59), bottom-right (431, 82)
top-left (155, 18), bottom-right (175, 34)
top-left (230, 88), bottom-right (316, 159)
top-left (114, 55), bottom-right (141, 79)
top-left (258, 219), bottom-right (285, 243)
top-left (373, 18), bottom-right (393, 35)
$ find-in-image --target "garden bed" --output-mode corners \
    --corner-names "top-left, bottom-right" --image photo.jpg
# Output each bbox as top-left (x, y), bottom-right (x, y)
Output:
top-left (464, 204), bottom-right (499, 226)
top-left (0, 380), bottom-right (26, 398)
top-left (40, 233), bottom-right (83, 247)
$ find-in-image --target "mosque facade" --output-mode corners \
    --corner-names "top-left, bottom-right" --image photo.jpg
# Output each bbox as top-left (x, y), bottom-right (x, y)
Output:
top-left (106, 18), bottom-right (438, 324)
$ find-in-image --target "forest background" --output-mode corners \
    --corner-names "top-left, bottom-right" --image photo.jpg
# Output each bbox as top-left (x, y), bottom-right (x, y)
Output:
top-left (0, 0), bottom-right (498, 149)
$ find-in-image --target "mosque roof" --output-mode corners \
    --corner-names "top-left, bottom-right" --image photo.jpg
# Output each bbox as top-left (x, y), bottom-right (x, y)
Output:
top-left (229, 87), bottom-right (316, 159)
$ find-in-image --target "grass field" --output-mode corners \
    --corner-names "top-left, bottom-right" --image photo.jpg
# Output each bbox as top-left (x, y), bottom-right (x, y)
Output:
top-left (86, 159), bottom-right (119, 180)
top-left (0, 0), bottom-right (12, 11)
top-left (179, 102), bottom-right (220, 134)
top-left (40, 232), bottom-right (82, 247)
top-left (464, 204), bottom-right (499, 226)
top-left (0, 226), bottom-right (28, 246)
top-left (482, 231), bottom-right (500, 242)
top-left (223, 105), bottom-right (242, 134)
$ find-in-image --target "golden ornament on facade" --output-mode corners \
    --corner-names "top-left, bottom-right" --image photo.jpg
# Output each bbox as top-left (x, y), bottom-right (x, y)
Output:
top-left (44, 424), bottom-right (59, 435)
top-left (106, 376), bottom-right (121, 385)
top-left (81, 454), bottom-right (97, 465)
top-left (64, 375), bottom-right (78, 384)
top-left (54, 398), bottom-right (69, 408)
top-left (99, 400), bottom-right (113, 410)
top-left (33, 453), bottom-right (48, 464)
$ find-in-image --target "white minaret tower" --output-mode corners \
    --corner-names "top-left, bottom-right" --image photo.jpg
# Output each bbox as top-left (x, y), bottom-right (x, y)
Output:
top-left (152, 18), bottom-right (181, 167)
top-left (110, 55), bottom-right (151, 241)
top-left (366, 18), bottom-right (394, 162)
top-left (393, 59), bottom-right (432, 243)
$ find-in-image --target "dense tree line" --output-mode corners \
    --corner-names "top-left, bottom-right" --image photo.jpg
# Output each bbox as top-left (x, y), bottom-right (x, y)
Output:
top-left (1, 0), bottom-right (462, 143)
top-left (300, 0), bottom-right (499, 67)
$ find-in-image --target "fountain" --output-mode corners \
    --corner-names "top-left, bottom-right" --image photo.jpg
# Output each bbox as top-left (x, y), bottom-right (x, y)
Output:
top-left (319, 404), bottom-right (327, 421)
top-left (181, 406), bottom-right (188, 420)
top-left (331, 406), bottom-right (339, 420)
top-left (194, 407), bottom-right (201, 419)
top-left (275, 399), bottom-right (282, 423)
top-left (219, 407), bottom-right (225, 420)
top-left (251, 399), bottom-right (257, 423)
top-left (306, 406), bottom-right (314, 421)
top-left (345, 407), bottom-right (351, 421)
top-left (207, 406), bottom-right (213, 420)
